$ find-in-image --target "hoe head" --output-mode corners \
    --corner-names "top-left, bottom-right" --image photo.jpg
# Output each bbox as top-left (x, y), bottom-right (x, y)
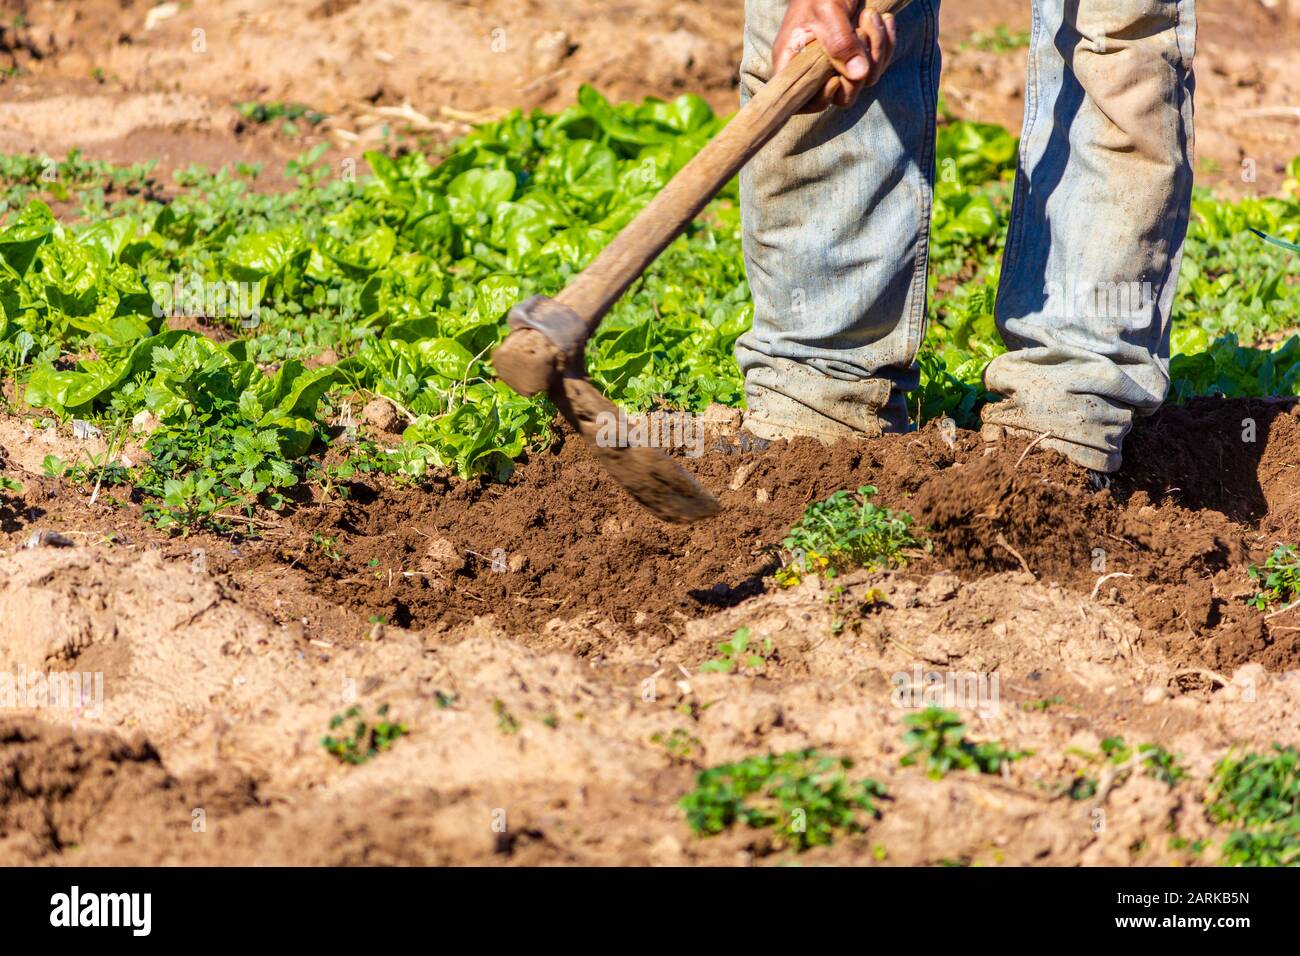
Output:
top-left (493, 296), bottom-right (720, 524)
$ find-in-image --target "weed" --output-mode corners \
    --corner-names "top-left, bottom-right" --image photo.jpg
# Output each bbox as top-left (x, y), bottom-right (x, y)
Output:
top-left (776, 485), bottom-right (926, 586)
top-left (493, 698), bottom-right (519, 735)
top-left (1207, 744), bottom-right (1300, 866)
top-left (1248, 544), bottom-right (1300, 610)
top-left (236, 101), bottom-right (327, 127)
top-left (1055, 737), bottom-right (1184, 801)
top-left (311, 533), bottom-right (343, 561)
top-left (960, 25), bottom-right (1031, 53)
top-left (699, 626), bottom-right (774, 674)
top-left (1101, 737), bottom-right (1186, 786)
top-left (321, 704), bottom-right (408, 764)
top-left (652, 728), bottom-right (703, 761)
top-left (1022, 696), bottom-right (1064, 712)
top-left (899, 707), bottom-right (1029, 779)
top-left (680, 749), bottom-right (887, 851)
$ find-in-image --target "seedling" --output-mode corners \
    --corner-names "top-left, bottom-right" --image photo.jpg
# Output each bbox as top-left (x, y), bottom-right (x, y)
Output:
top-left (321, 704), bottom-right (408, 765)
top-left (1248, 544), bottom-right (1300, 610)
top-left (311, 533), bottom-right (342, 561)
top-left (699, 627), bottom-right (773, 674)
top-left (1056, 737), bottom-right (1185, 801)
top-left (493, 698), bottom-right (519, 735)
top-left (652, 728), bottom-right (703, 761)
top-left (680, 749), bottom-right (887, 852)
top-left (1207, 744), bottom-right (1300, 866)
top-left (776, 486), bottom-right (926, 587)
top-left (899, 707), bottom-right (1029, 779)
top-left (1101, 736), bottom-right (1186, 786)
top-left (1022, 695), bottom-right (1065, 712)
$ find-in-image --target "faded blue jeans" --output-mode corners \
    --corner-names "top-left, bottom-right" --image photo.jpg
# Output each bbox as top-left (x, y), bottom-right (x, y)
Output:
top-left (737, 0), bottom-right (1196, 471)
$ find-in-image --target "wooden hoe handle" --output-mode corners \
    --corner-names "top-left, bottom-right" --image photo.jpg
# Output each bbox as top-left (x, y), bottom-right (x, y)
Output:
top-left (554, 0), bottom-right (913, 330)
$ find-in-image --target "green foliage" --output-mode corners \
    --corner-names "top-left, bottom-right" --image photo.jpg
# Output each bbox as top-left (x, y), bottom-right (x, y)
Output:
top-left (1207, 745), bottom-right (1300, 866)
top-left (0, 475), bottom-right (21, 494)
top-left (699, 626), bottom-right (774, 673)
top-left (2, 91), bottom-right (1298, 507)
top-left (652, 728), bottom-right (703, 761)
top-left (236, 101), bottom-right (327, 129)
top-left (777, 485), bottom-right (924, 586)
top-left (1101, 736), bottom-right (1186, 786)
top-left (960, 25), bottom-right (1031, 53)
top-left (321, 703), bottom-right (409, 764)
top-left (493, 698), bottom-right (520, 735)
top-left (680, 749), bottom-right (887, 851)
top-left (899, 707), bottom-right (1028, 780)
top-left (0, 148), bottom-right (155, 215)
top-left (1247, 544), bottom-right (1300, 610)
top-left (1169, 334), bottom-right (1300, 401)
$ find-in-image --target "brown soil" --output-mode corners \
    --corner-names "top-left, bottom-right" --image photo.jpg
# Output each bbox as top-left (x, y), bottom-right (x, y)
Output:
top-left (198, 398), bottom-right (1296, 680)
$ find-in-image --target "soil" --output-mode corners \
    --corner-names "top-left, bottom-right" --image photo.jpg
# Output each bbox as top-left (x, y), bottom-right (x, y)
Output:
top-left (2, 0), bottom-right (1298, 193)
top-left (2, 0), bottom-right (1300, 866)
top-left (3, 396), bottom-right (1300, 865)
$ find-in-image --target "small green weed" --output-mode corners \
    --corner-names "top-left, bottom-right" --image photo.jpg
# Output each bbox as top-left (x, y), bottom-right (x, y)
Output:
top-left (680, 749), bottom-right (887, 852)
top-left (236, 101), bottom-right (327, 128)
top-left (1101, 736), bottom-right (1186, 786)
top-left (1058, 737), bottom-right (1185, 800)
top-left (776, 485), bottom-right (925, 586)
top-left (1022, 695), bottom-right (1064, 712)
top-left (1247, 544), bottom-right (1300, 610)
top-left (493, 698), bottom-right (520, 735)
top-left (652, 728), bottom-right (703, 761)
top-left (699, 626), bottom-right (774, 674)
top-left (1207, 744), bottom-right (1300, 866)
top-left (321, 704), bottom-right (408, 764)
top-left (899, 707), bottom-right (1029, 780)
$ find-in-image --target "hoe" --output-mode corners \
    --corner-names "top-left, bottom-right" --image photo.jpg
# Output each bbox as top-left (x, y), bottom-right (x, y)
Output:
top-left (493, 1), bottom-right (908, 524)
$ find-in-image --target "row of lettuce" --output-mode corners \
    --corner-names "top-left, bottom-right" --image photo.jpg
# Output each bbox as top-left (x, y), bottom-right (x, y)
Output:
top-left (0, 87), bottom-right (1297, 527)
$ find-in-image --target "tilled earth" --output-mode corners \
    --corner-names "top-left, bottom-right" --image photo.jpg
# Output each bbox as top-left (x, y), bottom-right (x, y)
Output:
top-left (1, 397), bottom-right (1298, 865)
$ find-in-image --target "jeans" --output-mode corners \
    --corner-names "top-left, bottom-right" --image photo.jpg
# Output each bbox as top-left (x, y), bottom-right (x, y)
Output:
top-left (737, 0), bottom-right (1196, 471)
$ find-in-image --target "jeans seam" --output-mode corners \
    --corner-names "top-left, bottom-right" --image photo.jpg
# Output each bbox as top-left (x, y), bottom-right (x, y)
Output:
top-left (904, 0), bottom-right (939, 364)
top-left (998, 0), bottom-right (1042, 299)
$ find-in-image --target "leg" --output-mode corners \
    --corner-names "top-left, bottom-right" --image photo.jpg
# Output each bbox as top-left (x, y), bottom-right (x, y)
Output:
top-left (737, 0), bottom-right (941, 442)
top-left (983, 0), bottom-right (1196, 471)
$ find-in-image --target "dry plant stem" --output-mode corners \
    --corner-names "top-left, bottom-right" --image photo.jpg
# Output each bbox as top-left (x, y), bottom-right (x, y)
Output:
top-left (1089, 751), bottom-right (1145, 811)
top-left (1265, 597), bottom-right (1300, 619)
top-left (994, 532), bottom-right (1033, 576)
top-left (1090, 571), bottom-right (1133, 600)
top-left (1173, 667), bottom-right (1232, 687)
top-left (1015, 431), bottom-right (1053, 469)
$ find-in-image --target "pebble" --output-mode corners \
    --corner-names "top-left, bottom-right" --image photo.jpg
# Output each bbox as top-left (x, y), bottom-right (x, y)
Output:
top-left (1142, 684), bottom-right (1168, 704)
